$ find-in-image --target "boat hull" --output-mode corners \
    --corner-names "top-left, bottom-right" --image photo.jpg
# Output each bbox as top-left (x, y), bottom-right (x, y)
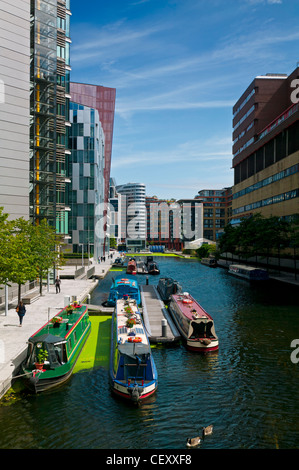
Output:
top-left (110, 379), bottom-right (157, 402)
top-left (186, 338), bottom-right (219, 353)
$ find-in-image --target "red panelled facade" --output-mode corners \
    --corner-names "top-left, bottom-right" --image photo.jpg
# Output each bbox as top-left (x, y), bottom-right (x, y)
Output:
top-left (70, 82), bottom-right (116, 203)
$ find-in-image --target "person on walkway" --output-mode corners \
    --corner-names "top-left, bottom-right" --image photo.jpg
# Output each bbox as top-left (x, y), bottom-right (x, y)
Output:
top-left (55, 276), bottom-right (61, 294)
top-left (16, 301), bottom-right (26, 327)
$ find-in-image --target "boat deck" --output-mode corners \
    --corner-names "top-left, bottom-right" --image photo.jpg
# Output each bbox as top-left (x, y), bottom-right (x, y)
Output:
top-left (140, 285), bottom-right (181, 344)
top-left (172, 293), bottom-right (212, 321)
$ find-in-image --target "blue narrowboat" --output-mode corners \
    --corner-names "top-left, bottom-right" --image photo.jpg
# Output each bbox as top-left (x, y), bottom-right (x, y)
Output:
top-left (106, 275), bottom-right (141, 307)
top-left (109, 299), bottom-right (158, 403)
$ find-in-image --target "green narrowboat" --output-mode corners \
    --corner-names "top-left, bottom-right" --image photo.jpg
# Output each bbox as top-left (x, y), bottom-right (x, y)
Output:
top-left (20, 303), bottom-right (91, 393)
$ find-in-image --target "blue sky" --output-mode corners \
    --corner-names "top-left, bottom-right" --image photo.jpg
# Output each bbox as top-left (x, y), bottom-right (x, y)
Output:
top-left (70, 0), bottom-right (299, 200)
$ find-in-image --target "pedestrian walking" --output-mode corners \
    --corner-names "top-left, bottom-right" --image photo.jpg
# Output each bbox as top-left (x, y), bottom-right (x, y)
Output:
top-left (16, 301), bottom-right (26, 327)
top-left (55, 276), bottom-right (61, 294)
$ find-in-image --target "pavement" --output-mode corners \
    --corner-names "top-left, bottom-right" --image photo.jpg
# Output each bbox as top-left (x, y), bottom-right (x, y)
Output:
top-left (0, 255), bottom-right (117, 399)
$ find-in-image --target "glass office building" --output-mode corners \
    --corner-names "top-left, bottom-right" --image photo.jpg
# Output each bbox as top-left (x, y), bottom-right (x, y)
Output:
top-left (30, 0), bottom-right (71, 233)
top-left (67, 102), bottom-right (105, 261)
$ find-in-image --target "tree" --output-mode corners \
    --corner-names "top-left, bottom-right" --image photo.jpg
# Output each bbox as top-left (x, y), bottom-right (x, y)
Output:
top-left (0, 207), bottom-right (13, 287)
top-left (196, 244), bottom-right (216, 259)
top-left (0, 209), bottom-right (64, 302)
top-left (109, 236), bottom-right (117, 249)
top-left (218, 223), bottom-right (239, 259)
top-left (6, 217), bottom-right (39, 303)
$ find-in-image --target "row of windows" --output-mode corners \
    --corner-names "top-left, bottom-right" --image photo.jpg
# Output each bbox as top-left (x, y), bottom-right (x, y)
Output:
top-left (233, 121), bottom-right (254, 146)
top-left (69, 137), bottom-right (95, 151)
top-left (234, 163), bottom-right (298, 199)
top-left (233, 88), bottom-right (256, 118)
top-left (204, 209), bottom-right (226, 217)
top-left (234, 120), bottom-right (299, 184)
top-left (233, 105), bottom-right (255, 131)
top-left (234, 137), bottom-right (255, 157)
top-left (233, 188), bottom-right (299, 215)
top-left (204, 220), bottom-right (226, 228)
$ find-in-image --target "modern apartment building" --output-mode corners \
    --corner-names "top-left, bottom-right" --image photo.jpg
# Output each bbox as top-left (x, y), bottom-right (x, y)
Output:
top-left (67, 101), bottom-right (105, 260)
top-left (116, 182), bottom-right (147, 251)
top-left (0, 0), bottom-right (30, 219)
top-left (69, 82), bottom-right (116, 204)
top-left (232, 67), bottom-right (299, 223)
top-left (30, 0), bottom-right (72, 234)
top-left (195, 188), bottom-right (232, 241)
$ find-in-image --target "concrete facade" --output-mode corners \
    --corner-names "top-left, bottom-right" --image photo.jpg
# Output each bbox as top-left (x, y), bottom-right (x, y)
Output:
top-left (0, 0), bottom-right (30, 219)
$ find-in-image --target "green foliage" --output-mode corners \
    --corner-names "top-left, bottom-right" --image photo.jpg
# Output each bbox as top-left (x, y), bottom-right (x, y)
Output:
top-left (219, 213), bottom-right (297, 263)
top-left (0, 207), bottom-right (64, 300)
top-left (196, 244), bottom-right (216, 259)
top-left (109, 237), bottom-right (117, 249)
top-left (37, 348), bottom-right (48, 363)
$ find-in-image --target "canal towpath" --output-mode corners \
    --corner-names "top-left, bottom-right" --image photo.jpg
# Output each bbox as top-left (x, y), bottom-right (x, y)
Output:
top-left (0, 256), bottom-right (115, 399)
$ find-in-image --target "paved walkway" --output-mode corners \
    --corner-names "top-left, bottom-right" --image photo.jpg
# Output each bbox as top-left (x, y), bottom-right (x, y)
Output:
top-left (0, 255), bottom-right (116, 398)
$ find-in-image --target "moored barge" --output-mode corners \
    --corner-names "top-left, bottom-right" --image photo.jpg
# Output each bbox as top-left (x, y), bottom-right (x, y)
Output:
top-left (20, 303), bottom-right (91, 393)
top-left (109, 299), bottom-right (158, 403)
top-left (228, 264), bottom-right (269, 281)
top-left (168, 293), bottom-right (219, 353)
top-left (106, 275), bottom-right (141, 307)
top-left (126, 258), bottom-right (137, 275)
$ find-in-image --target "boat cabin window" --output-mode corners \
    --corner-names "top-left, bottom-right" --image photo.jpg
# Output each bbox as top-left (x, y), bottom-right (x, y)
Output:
top-left (26, 342), bottom-right (67, 368)
top-left (47, 343), bottom-right (67, 367)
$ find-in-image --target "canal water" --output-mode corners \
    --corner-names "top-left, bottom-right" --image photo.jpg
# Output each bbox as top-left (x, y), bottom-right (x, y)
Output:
top-left (1, 256), bottom-right (299, 449)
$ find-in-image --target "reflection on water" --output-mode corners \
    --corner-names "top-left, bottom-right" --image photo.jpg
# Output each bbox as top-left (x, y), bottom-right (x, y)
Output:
top-left (1, 257), bottom-right (299, 449)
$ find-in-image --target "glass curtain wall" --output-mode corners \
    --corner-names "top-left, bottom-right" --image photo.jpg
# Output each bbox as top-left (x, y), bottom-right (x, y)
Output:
top-left (30, 0), bottom-right (70, 234)
top-left (67, 102), bottom-right (105, 261)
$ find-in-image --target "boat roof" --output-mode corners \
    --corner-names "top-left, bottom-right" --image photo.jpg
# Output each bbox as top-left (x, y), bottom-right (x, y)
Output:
top-left (29, 304), bottom-right (88, 341)
top-left (29, 333), bottom-right (65, 344)
top-left (115, 299), bottom-right (150, 357)
top-left (229, 264), bottom-right (267, 271)
top-left (113, 275), bottom-right (139, 288)
top-left (171, 293), bottom-right (213, 322)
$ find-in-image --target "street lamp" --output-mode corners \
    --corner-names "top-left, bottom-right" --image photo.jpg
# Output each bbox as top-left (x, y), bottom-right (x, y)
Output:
top-left (79, 243), bottom-right (84, 267)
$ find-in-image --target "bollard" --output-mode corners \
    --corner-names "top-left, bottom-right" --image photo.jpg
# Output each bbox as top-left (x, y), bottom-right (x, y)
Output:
top-left (162, 318), bottom-right (167, 337)
top-left (87, 294), bottom-right (91, 304)
top-left (146, 276), bottom-right (149, 285)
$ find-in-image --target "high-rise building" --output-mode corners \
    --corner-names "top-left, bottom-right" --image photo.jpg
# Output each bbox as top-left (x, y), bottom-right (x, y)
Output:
top-left (0, 0), bottom-right (30, 219)
top-left (116, 182), bottom-right (147, 251)
top-left (232, 67), bottom-right (299, 223)
top-left (109, 177), bottom-right (123, 245)
top-left (30, 0), bottom-right (71, 233)
top-left (67, 101), bottom-right (105, 260)
top-left (195, 188), bottom-right (232, 240)
top-left (69, 83), bottom-right (116, 204)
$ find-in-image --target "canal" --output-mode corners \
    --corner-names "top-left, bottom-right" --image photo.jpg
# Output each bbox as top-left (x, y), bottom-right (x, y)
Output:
top-left (0, 256), bottom-right (299, 449)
